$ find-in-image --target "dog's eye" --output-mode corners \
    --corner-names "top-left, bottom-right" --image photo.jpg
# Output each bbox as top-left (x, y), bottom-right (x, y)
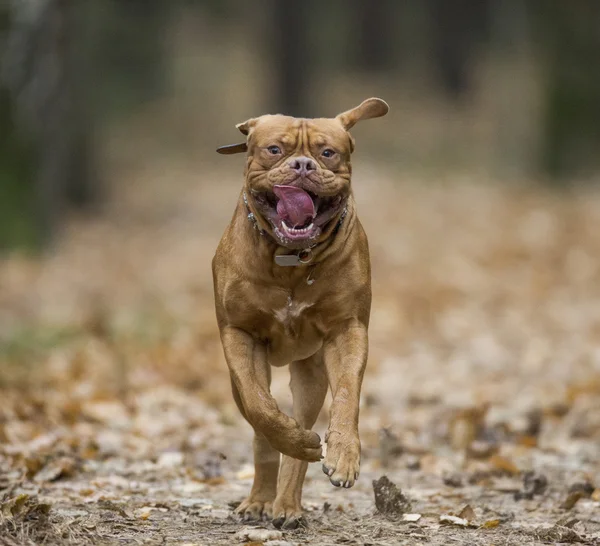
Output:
top-left (267, 145), bottom-right (282, 155)
top-left (322, 149), bottom-right (336, 158)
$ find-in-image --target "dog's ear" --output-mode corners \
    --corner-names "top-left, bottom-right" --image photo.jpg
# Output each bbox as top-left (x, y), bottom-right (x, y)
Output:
top-left (216, 142), bottom-right (248, 155)
top-left (336, 98), bottom-right (389, 131)
top-left (216, 117), bottom-right (258, 154)
top-left (235, 118), bottom-right (257, 136)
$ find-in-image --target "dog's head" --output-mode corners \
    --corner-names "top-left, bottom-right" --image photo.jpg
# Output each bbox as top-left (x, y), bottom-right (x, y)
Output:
top-left (217, 98), bottom-right (389, 249)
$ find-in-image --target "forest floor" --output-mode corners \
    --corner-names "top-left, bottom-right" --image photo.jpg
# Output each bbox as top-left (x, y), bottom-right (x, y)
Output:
top-left (2, 158), bottom-right (600, 545)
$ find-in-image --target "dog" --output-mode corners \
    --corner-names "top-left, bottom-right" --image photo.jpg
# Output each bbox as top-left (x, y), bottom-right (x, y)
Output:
top-left (212, 98), bottom-right (389, 529)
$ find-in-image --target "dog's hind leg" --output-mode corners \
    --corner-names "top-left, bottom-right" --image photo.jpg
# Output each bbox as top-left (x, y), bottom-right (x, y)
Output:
top-left (231, 378), bottom-right (280, 521)
top-left (272, 352), bottom-right (328, 529)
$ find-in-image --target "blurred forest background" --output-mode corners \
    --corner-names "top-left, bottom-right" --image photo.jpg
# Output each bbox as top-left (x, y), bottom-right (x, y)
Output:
top-left (1, 0), bottom-right (599, 249)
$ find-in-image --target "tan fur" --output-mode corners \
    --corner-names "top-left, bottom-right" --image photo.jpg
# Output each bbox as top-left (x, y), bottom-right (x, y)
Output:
top-left (212, 98), bottom-right (388, 529)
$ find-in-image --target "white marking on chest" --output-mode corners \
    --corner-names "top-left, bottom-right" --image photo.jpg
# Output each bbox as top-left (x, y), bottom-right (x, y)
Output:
top-left (273, 296), bottom-right (313, 324)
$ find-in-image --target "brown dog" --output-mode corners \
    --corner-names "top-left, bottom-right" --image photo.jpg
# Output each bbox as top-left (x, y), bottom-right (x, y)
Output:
top-left (212, 98), bottom-right (389, 529)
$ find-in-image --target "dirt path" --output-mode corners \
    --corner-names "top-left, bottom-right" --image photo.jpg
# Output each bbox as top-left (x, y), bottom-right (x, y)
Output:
top-left (2, 162), bottom-right (600, 545)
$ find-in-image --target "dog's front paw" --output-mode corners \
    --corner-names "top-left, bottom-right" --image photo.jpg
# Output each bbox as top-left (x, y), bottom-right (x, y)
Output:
top-left (322, 431), bottom-right (360, 488)
top-left (235, 497), bottom-right (273, 521)
top-left (266, 427), bottom-right (322, 462)
top-left (272, 497), bottom-right (307, 530)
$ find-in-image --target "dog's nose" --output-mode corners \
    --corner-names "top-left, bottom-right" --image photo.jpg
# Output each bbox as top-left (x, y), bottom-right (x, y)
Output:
top-left (288, 156), bottom-right (316, 176)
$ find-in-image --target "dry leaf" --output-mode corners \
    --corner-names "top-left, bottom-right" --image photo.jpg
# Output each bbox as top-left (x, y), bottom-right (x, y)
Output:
top-left (135, 506), bottom-right (154, 520)
top-left (515, 471), bottom-right (548, 501)
top-left (516, 435), bottom-right (538, 448)
top-left (440, 514), bottom-right (469, 527)
top-left (372, 476), bottom-right (412, 515)
top-left (442, 472), bottom-right (463, 488)
top-left (482, 519), bottom-right (500, 528)
top-left (0, 494), bottom-right (51, 521)
top-left (449, 405), bottom-right (488, 451)
top-left (489, 455), bottom-right (519, 476)
top-left (235, 528), bottom-right (283, 542)
top-left (34, 456), bottom-right (76, 482)
top-left (1, 494), bottom-right (30, 518)
top-left (467, 441), bottom-right (498, 459)
top-left (402, 513), bottom-right (422, 522)
top-left (458, 504), bottom-right (476, 522)
top-left (562, 491), bottom-right (585, 510)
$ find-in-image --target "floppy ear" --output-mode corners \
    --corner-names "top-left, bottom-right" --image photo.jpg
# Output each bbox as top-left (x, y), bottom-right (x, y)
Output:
top-left (336, 97), bottom-right (389, 131)
top-left (216, 142), bottom-right (248, 155)
top-left (216, 116), bottom-right (258, 154)
top-left (235, 118), bottom-right (257, 136)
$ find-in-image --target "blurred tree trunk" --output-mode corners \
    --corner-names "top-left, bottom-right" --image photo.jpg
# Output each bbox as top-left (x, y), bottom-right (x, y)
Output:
top-left (429, 0), bottom-right (490, 100)
top-left (96, 0), bottom-right (171, 111)
top-left (1, 0), bottom-right (96, 249)
top-left (352, 0), bottom-right (394, 72)
top-left (534, 0), bottom-right (600, 180)
top-left (271, 0), bottom-right (311, 116)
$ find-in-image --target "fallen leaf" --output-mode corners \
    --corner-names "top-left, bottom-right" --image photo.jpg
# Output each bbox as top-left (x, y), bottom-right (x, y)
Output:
top-left (568, 481), bottom-right (595, 496)
top-left (1, 494), bottom-right (30, 518)
top-left (402, 513), bottom-right (422, 522)
top-left (467, 441), bottom-right (498, 459)
top-left (489, 455), bottom-right (519, 476)
top-left (514, 471), bottom-right (548, 501)
top-left (448, 404), bottom-right (489, 451)
top-left (440, 514), bottom-right (469, 527)
top-left (516, 435), bottom-right (538, 448)
top-left (458, 504), bottom-right (476, 522)
top-left (98, 500), bottom-right (132, 518)
top-left (591, 488), bottom-right (600, 502)
top-left (34, 456), bottom-right (76, 482)
top-left (0, 494), bottom-right (51, 521)
top-left (562, 491), bottom-right (586, 510)
top-left (442, 472), bottom-right (463, 488)
top-left (235, 528), bottom-right (283, 542)
top-left (23, 456), bottom-right (45, 478)
top-left (482, 519), bottom-right (500, 528)
top-left (135, 506), bottom-right (154, 520)
top-left (372, 476), bottom-right (412, 515)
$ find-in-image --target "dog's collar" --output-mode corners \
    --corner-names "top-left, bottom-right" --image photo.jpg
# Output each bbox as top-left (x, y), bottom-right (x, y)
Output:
top-left (243, 191), bottom-right (348, 267)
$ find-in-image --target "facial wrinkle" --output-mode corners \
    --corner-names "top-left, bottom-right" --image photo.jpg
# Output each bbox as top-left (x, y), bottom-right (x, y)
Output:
top-left (300, 119), bottom-right (310, 157)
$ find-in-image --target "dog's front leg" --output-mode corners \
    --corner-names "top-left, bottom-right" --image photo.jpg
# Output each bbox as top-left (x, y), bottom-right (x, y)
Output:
top-left (221, 326), bottom-right (323, 462)
top-left (322, 320), bottom-right (368, 488)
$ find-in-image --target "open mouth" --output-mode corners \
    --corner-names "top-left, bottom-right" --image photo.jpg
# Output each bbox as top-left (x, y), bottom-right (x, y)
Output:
top-left (252, 184), bottom-right (345, 247)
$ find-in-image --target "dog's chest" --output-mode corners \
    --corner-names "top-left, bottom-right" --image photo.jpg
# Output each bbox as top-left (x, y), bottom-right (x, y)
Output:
top-left (265, 291), bottom-right (323, 366)
top-left (273, 295), bottom-right (314, 327)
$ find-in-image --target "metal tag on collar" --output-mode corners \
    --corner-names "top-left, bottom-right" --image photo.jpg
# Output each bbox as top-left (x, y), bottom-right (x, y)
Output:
top-left (275, 248), bottom-right (313, 267)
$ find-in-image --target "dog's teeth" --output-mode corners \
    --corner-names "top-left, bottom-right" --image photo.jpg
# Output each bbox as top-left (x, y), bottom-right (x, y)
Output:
top-left (281, 220), bottom-right (313, 235)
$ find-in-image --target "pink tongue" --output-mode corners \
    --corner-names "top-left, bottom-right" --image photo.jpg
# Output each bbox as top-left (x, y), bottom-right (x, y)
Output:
top-left (273, 185), bottom-right (316, 227)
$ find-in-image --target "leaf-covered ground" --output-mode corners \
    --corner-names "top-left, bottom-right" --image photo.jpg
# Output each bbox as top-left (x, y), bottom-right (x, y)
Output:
top-left (2, 160), bottom-right (600, 545)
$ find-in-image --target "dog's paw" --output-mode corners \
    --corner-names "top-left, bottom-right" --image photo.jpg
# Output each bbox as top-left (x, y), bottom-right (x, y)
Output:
top-left (322, 431), bottom-right (360, 488)
top-left (267, 427), bottom-right (322, 462)
top-left (272, 498), bottom-right (307, 530)
top-left (235, 498), bottom-right (273, 521)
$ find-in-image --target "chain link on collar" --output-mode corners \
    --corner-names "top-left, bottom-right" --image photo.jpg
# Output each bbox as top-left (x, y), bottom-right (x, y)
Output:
top-left (243, 191), bottom-right (266, 236)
